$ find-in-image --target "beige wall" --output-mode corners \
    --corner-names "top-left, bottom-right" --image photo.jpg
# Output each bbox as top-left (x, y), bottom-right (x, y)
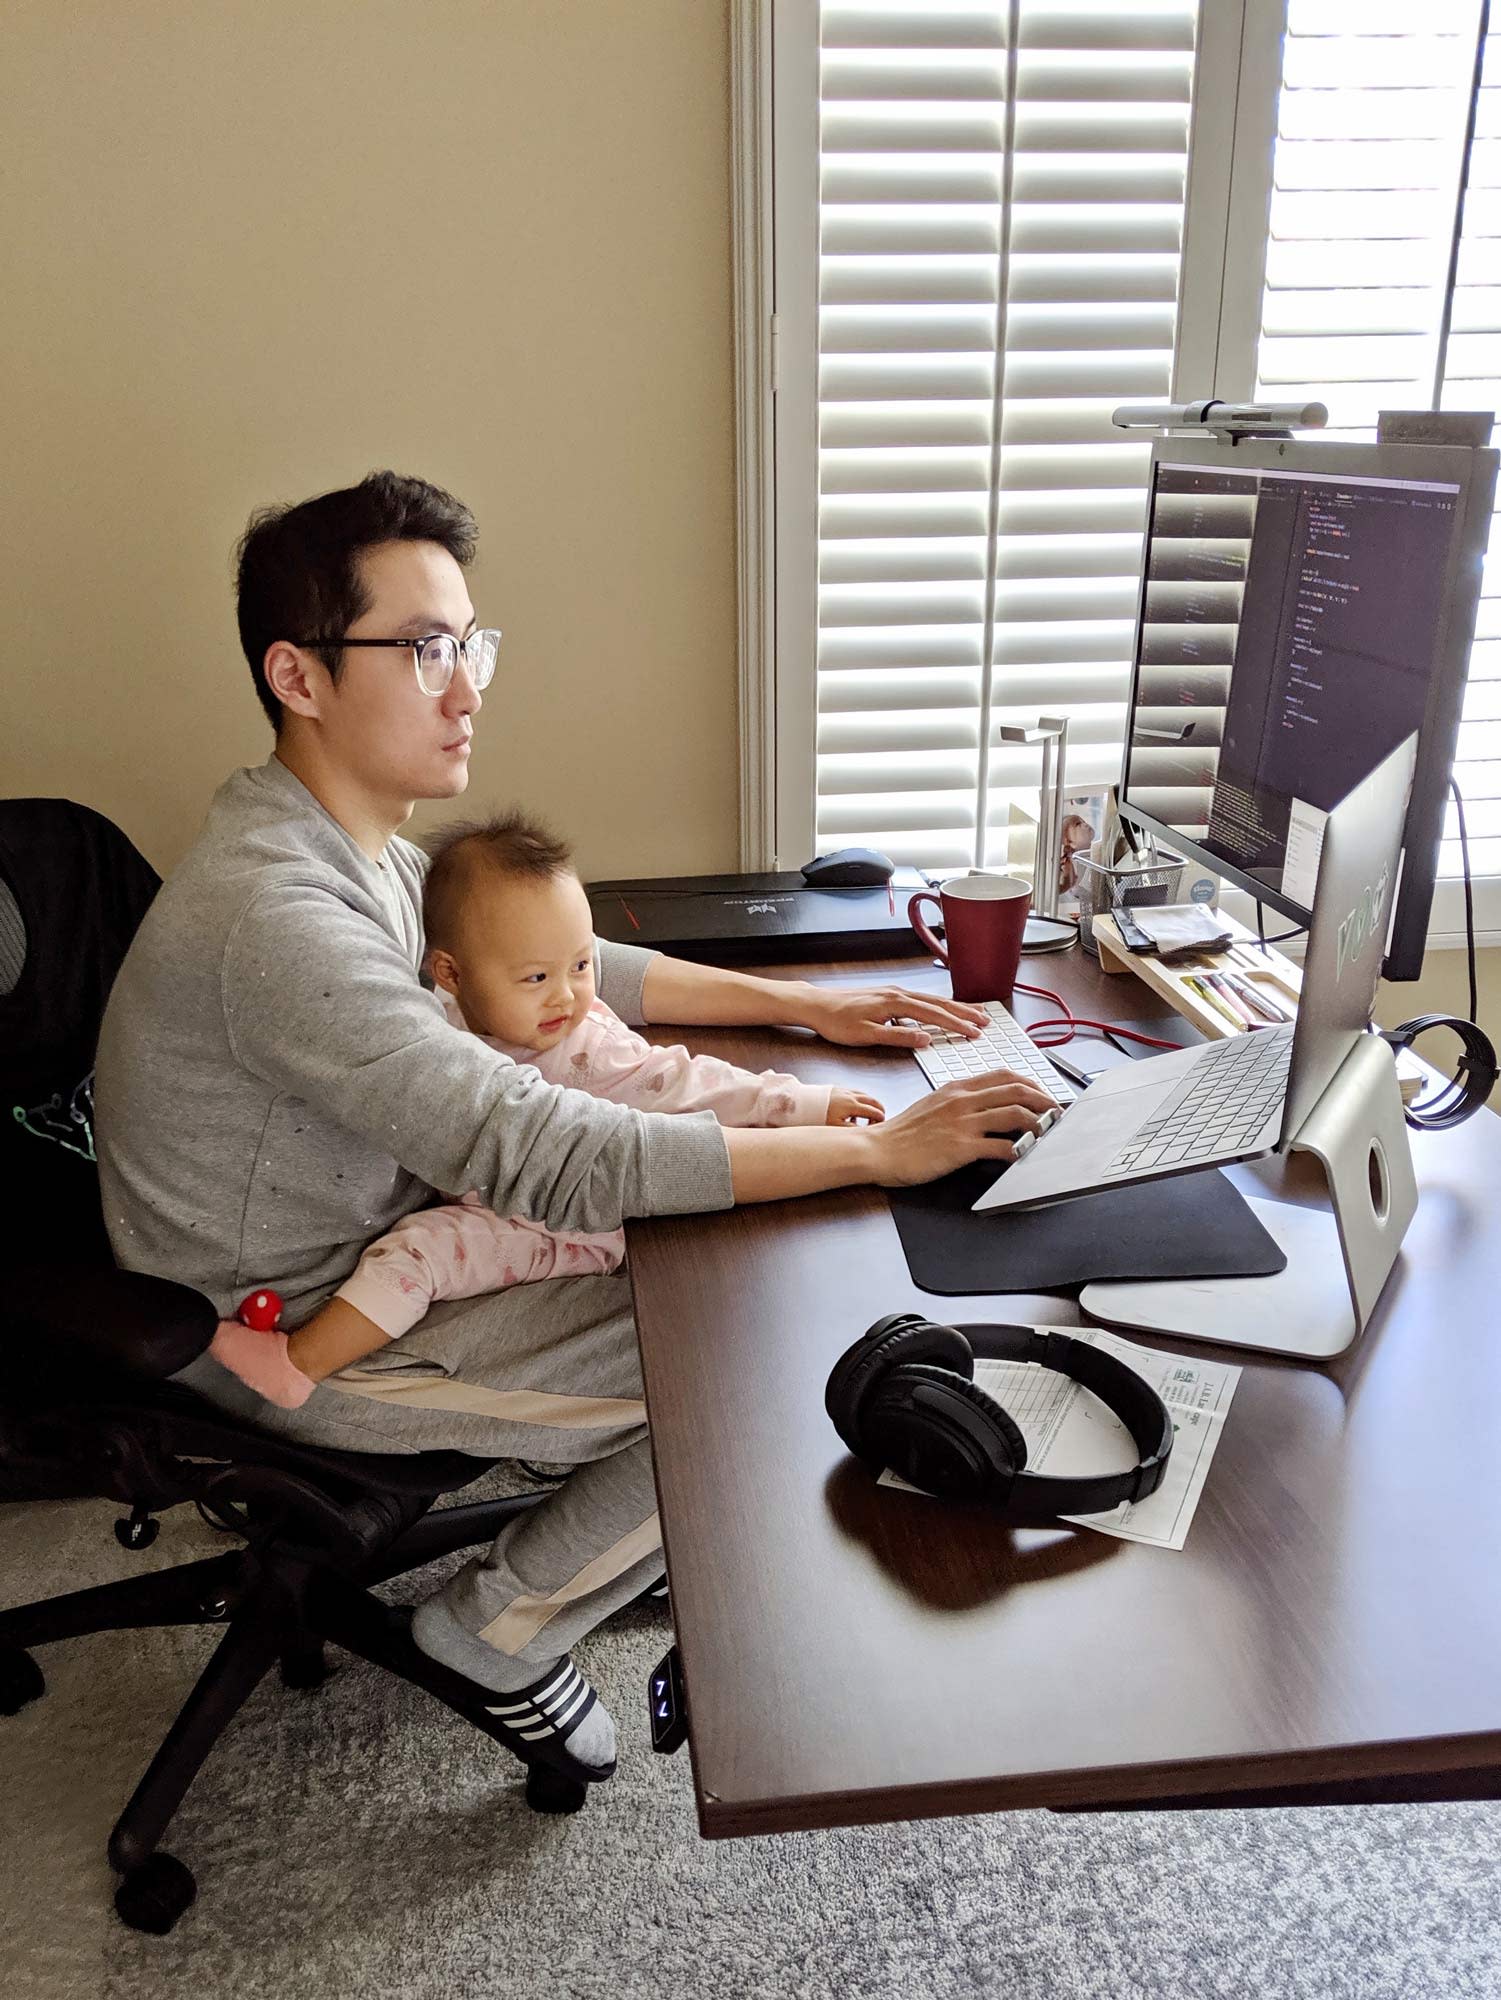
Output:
top-left (2, 0), bottom-right (739, 880)
top-left (4, 1), bottom-right (1496, 1051)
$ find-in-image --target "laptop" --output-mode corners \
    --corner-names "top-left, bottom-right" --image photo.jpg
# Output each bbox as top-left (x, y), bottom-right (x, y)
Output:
top-left (585, 869), bottom-right (932, 963)
top-left (971, 735), bottom-right (1416, 1215)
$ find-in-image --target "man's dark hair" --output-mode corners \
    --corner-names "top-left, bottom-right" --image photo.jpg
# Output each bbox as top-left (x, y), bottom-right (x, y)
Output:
top-left (423, 810), bottom-right (576, 954)
top-left (234, 470), bottom-right (478, 729)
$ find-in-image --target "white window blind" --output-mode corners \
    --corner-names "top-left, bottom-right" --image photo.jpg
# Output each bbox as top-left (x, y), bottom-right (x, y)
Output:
top-left (815, 0), bottom-right (1199, 871)
top-left (1252, 0), bottom-right (1501, 881)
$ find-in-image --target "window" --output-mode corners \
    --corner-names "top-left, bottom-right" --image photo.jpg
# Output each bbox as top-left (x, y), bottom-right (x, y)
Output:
top-left (751, 0), bottom-right (1501, 939)
top-left (776, 0), bottom-right (1200, 873)
top-left (1244, 0), bottom-right (1501, 884)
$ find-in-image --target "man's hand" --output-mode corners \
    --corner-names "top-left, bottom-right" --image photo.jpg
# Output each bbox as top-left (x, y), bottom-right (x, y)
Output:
top-left (864, 1071), bottom-right (1057, 1186)
top-left (826, 1087), bottom-right (886, 1126)
top-left (721, 1067), bottom-right (1056, 1205)
top-left (795, 984), bottom-right (988, 1049)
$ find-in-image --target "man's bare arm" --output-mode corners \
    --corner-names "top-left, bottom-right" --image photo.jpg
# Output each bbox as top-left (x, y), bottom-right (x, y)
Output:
top-left (638, 953), bottom-right (988, 1048)
top-left (722, 1074), bottom-right (1056, 1202)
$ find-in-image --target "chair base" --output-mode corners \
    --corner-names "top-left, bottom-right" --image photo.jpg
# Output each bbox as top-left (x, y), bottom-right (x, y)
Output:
top-left (3, 1489), bottom-right (562, 1933)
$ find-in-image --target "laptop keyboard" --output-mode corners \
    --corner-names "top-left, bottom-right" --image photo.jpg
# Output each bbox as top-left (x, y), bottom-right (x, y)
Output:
top-left (1101, 1025), bottom-right (1293, 1177)
top-left (912, 1000), bottom-right (1076, 1105)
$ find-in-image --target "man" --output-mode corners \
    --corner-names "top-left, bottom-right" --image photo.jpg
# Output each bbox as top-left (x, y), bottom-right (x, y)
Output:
top-left (95, 471), bottom-right (1050, 1785)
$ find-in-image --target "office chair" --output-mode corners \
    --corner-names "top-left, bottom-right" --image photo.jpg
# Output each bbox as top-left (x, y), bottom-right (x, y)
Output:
top-left (0, 799), bottom-right (582, 1938)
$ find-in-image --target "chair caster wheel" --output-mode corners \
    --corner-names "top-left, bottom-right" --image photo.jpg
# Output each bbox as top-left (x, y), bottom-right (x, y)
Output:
top-left (525, 1764), bottom-right (588, 1815)
top-left (280, 1644), bottom-right (335, 1691)
top-left (0, 1648), bottom-right (45, 1715)
top-left (114, 1852), bottom-right (197, 1934)
top-left (115, 1512), bottom-right (160, 1551)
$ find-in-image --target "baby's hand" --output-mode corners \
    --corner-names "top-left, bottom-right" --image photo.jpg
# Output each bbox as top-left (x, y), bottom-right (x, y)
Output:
top-left (827, 1087), bottom-right (886, 1126)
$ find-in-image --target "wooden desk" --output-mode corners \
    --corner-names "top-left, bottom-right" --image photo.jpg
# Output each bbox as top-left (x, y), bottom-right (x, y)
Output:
top-left (626, 945), bottom-right (1501, 1839)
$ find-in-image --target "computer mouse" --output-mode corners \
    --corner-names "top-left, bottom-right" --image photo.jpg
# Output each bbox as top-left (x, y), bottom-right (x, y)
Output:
top-left (801, 847), bottom-right (896, 888)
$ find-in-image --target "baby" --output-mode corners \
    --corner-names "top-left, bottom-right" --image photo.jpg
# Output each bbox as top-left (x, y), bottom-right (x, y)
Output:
top-left (1058, 813), bottom-right (1096, 899)
top-left (210, 810), bottom-right (884, 1407)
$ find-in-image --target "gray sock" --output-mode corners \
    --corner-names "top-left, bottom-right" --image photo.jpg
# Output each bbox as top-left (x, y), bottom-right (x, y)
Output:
top-left (410, 1596), bottom-right (617, 1773)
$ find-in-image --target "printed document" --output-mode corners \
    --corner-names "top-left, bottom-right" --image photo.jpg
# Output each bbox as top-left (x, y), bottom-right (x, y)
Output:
top-left (878, 1328), bottom-right (1240, 1551)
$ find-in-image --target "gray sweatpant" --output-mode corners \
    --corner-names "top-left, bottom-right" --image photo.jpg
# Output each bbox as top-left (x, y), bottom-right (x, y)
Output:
top-left (177, 1269), bottom-right (660, 1667)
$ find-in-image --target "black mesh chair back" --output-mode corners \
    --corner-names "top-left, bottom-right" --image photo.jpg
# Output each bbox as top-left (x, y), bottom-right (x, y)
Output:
top-left (0, 797), bottom-right (161, 1266)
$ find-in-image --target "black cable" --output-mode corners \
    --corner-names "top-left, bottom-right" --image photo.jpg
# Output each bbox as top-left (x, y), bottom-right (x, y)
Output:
top-left (1430, 0), bottom-right (1489, 406)
top-left (1449, 774), bottom-right (1478, 1024)
top-left (1253, 901), bottom-right (1306, 952)
top-left (1379, 776), bottom-right (1493, 1128)
top-left (1384, 1010), bottom-right (1497, 1129)
top-left (516, 1460), bottom-right (569, 1485)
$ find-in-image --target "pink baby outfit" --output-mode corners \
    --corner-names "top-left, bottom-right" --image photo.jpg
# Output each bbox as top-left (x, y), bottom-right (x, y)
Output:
top-left (333, 999), bottom-right (831, 1341)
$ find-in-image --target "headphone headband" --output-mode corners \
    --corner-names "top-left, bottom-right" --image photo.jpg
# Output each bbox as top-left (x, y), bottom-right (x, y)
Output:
top-left (950, 1324), bottom-right (1174, 1521)
top-left (825, 1314), bottom-right (1174, 1523)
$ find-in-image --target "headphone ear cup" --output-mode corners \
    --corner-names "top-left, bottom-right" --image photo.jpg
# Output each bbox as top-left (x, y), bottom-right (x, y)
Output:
top-left (862, 1363), bottom-right (1028, 1503)
top-left (939, 1371), bottom-right (1028, 1473)
top-left (826, 1315), bottom-right (974, 1461)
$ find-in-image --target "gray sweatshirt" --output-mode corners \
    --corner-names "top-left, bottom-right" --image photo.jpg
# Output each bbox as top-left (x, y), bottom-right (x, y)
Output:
top-left (95, 755), bottom-right (733, 1324)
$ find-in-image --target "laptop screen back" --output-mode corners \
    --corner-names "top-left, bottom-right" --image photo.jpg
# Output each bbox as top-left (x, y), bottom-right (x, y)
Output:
top-left (1280, 735), bottom-right (1416, 1146)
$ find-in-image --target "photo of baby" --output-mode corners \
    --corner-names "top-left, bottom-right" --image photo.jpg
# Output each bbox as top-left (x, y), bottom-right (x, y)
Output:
top-left (1056, 786), bottom-right (1115, 901)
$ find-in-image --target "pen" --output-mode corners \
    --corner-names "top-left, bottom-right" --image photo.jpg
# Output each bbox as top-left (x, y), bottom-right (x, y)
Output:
top-left (1224, 972), bottom-right (1288, 1024)
top-left (1220, 972), bottom-right (1274, 1021)
top-left (1224, 963), bottom-right (1295, 1020)
top-left (1205, 971), bottom-right (1259, 1028)
top-left (1044, 1050), bottom-right (1095, 1089)
top-left (1184, 975), bottom-right (1243, 1031)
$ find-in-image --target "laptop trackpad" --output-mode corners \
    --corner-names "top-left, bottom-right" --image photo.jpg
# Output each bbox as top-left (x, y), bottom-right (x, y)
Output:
top-left (972, 1074), bottom-right (1175, 1212)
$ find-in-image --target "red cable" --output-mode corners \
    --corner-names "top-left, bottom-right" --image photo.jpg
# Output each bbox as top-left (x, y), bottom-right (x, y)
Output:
top-left (1026, 1014), bottom-right (1182, 1051)
top-left (1011, 977), bottom-right (1182, 1053)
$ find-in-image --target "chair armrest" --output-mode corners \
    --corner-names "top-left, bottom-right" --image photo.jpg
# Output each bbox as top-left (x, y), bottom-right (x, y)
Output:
top-left (9, 1263), bottom-right (217, 1382)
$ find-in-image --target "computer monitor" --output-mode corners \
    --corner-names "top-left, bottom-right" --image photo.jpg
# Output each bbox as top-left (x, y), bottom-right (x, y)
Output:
top-left (1118, 433), bottom-right (1497, 980)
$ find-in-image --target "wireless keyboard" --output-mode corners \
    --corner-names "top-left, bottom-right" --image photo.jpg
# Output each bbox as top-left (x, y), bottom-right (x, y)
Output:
top-left (912, 999), bottom-right (1077, 1106)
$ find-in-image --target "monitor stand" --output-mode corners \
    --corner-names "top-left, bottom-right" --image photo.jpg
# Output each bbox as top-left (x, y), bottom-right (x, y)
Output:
top-left (1080, 1034), bottom-right (1417, 1361)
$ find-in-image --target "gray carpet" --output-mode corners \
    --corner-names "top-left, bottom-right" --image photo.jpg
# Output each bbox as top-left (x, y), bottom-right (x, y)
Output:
top-left (4, 1490), bottom-right (1499, 2000)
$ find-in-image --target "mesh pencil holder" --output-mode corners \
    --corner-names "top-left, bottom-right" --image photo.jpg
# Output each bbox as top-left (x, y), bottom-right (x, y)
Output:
top-left (1073, 850), bottom-right (1186, 958)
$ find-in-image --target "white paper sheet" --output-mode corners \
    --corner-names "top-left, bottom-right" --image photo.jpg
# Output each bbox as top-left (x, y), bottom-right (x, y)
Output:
top-left (1282, 797), bottom-right (1328, 908)
top-left (877, 1328), bottom-right (1240, 1551)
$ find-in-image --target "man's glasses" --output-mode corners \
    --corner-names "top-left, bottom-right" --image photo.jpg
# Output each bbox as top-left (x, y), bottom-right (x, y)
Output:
top-left (300, 628), bottom-right (502, 697)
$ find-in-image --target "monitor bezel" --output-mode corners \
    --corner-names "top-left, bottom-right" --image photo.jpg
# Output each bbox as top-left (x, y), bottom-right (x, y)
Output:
top-left (1116, 432), bottom-right (1497, 979)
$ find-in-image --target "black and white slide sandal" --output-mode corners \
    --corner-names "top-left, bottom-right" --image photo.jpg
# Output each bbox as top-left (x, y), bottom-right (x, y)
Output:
top-left (392, 1611), bottom-right (615, 1786)
top-left (474, 1657), bottom-right (611, 1776)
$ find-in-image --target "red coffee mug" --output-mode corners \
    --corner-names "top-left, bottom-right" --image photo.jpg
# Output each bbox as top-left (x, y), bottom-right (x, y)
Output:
top-left (908, 874), bottom-right (1031, 1002)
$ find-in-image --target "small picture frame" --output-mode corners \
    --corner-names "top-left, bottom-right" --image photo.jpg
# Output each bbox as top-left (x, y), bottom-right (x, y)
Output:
top-left (1057, 785), bottom-right (1117, 906)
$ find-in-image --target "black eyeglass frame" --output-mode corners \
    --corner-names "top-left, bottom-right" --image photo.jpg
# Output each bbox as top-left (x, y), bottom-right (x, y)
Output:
top-left (295, 629), bottom-right (502, 696)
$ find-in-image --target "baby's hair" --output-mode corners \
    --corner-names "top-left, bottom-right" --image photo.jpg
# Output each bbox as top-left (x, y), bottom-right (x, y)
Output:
top-left (423, 809), bottom-right (575, 954)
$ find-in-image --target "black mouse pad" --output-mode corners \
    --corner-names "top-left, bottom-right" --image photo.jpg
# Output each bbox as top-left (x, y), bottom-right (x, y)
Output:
top-left (887, 1165), bottom-right (1286, 1297)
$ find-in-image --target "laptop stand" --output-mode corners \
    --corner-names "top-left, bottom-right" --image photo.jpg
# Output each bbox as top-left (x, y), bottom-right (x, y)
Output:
top-left (1079, 1033), bottom-right (1417, 1361)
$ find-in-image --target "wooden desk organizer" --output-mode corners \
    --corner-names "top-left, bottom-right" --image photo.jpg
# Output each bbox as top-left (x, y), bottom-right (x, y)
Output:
top-left (1090, 910), bottom-right (1301, 1039)
top-left (1089, 910), bottom-right (1424, 1101)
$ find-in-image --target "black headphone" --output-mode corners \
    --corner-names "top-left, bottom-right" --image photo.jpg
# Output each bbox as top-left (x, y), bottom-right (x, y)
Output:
top-left (825, 1314), bottom-right (1174, 1524)
top-left (1381, 1015), bottom-right (1497, 1131)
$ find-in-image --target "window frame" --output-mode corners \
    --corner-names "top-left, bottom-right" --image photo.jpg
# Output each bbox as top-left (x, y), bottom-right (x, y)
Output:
top-left (738, 0), bottom-right (1498, 946)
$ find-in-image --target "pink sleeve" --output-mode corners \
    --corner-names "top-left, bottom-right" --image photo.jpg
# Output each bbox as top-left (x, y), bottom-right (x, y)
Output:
top-left (544, 1003), bottom-right (831, 1127)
